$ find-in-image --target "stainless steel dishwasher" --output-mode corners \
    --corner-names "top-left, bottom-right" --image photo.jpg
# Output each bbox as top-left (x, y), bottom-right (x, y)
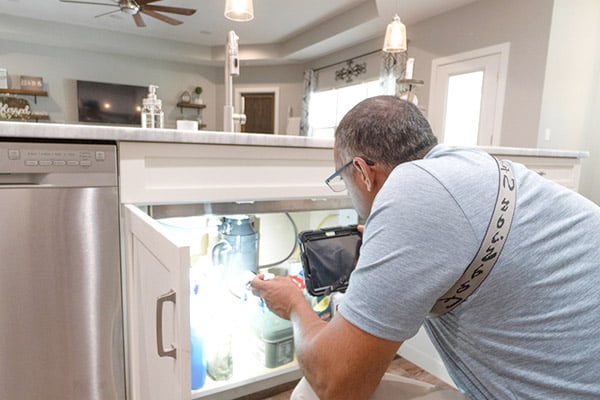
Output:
top-left (0, 140), bottom-right (125, 400)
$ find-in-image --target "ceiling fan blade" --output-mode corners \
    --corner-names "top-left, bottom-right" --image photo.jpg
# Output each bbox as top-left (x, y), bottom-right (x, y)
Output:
top-left (132, 13), bottom-right (146, 27)
top-left (136, 0), bottom-right (162, 5)
top-left (94, 9), bottom-right (122, 18)
top-left (60, 0), bottom-right (118, 7)
top-left (140, 9), bottom-right (183, 25)
top-left (143, 5), bottom-right (196, 16)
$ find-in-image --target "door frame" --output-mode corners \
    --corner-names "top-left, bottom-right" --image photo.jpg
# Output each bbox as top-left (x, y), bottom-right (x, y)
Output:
top-left (235, 86), bottom-right (280, 134)
top-left (428, 43), bottom-right (510, 146)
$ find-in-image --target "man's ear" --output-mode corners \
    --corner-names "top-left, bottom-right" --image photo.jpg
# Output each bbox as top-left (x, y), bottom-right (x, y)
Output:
top-left (353, 157), bottom-right (375, 192)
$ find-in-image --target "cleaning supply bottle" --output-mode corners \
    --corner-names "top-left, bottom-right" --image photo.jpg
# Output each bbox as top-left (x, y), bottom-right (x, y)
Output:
top-left (141, 84), bottom-right (164, 129)
top-left (190, 281), bottom-right (207, 390)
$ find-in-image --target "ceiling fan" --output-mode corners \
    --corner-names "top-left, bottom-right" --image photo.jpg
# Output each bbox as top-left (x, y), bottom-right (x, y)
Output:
top-left (59, 0), bottom-right (196, 27)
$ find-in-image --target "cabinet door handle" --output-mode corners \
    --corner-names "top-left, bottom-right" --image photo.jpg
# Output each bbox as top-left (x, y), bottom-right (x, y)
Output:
top-left (156, 289), bottom-right (177, 359)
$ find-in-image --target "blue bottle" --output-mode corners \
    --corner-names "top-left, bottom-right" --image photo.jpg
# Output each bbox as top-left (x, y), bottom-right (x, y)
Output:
top-left (190, 283), bottom-right (207, 390)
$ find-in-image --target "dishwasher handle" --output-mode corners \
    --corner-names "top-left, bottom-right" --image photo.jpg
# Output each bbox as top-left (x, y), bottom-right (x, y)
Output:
top-left (156, 289), bottom-right (177, 359)
top-left (0, 171), bottom-right (117, 187)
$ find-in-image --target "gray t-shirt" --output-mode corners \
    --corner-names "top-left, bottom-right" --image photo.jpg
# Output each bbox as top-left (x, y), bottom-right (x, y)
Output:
top-left (338, 145), bottom-right (600, 399)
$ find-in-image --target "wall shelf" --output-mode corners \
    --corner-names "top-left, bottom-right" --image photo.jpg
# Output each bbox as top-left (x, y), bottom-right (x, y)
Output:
top-left (176, 102), bottom-right (206, 113)
top-left (0, 88), bottom-right (48, 104)
top-left (0, 116), bottom-right (50, 123)
top-left (176, 102), bottom-right (206, 130)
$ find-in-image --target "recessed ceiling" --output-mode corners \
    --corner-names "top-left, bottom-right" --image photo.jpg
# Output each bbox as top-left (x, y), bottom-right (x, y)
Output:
top-left (1, 0), bottom-right (479, 64)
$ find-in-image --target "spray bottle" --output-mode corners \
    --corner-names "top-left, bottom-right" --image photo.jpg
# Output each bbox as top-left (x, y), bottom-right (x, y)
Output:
top-left (141, 84), bottom-right (164, 129)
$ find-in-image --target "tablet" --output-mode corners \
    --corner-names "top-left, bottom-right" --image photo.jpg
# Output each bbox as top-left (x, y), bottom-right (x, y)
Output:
top-left (298, 225), bottom-right (362, 296)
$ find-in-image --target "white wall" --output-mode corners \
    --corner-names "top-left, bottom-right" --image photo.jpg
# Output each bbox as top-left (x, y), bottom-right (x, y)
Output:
top-left (537, 0), bottom-right (600, 203)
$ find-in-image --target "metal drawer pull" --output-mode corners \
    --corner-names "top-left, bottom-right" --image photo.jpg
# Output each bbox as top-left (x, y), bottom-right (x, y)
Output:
top-left (536, 170), bottom-right (547, 176)
top-left (156, 289), bottom-right (177, 359)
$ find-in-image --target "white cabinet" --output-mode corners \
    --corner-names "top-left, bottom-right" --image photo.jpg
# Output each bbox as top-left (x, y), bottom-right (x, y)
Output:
top-left (119, 141), bottom-right (352, 400)
top-left (123, 204), bottom-right (191, 400)
top-left (495, 154), bottom-right (582, 191)
top-left (487, 150), bottom-right (584, 192)
top-left (123, 204), bottom-right (325, 400)
top-left (118, 141), bottom-right (339, 205)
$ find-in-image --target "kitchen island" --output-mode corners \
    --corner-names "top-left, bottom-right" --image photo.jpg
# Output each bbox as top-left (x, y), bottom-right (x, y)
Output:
top-left (1, 121), bottom-right (588, 196)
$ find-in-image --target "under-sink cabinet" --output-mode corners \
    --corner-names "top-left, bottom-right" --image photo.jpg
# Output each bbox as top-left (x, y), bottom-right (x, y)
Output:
top-left (119, 141), bottom-right (353, 400)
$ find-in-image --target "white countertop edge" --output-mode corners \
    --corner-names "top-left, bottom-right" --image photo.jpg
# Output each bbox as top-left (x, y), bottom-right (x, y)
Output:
top-left (0, 121), bottom-right (335, 149)
top-left (0, 121), bottom-right (589, 158)
top-left (479, 145), bottom-right (588, 158)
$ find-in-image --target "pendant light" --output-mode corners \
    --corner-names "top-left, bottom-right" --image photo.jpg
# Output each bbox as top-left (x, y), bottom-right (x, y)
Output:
top-left (382, 14), bottom-right (407, 53)
top-left (225, 0), bottom-right (254, 22)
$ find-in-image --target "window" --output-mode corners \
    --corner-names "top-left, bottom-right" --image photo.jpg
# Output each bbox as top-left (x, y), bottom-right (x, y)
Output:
top-left (443, 71), bottom-right (484, 146)
top-left (308, 79), bottom-right (383, 138)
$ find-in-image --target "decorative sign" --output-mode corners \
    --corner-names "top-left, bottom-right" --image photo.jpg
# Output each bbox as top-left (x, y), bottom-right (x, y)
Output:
top-left (19, 75), bottom-right (43, 91)
top-left (335, 60), bottom-right (367, 84)
top-left (0, 97), bottom-right (32, 120)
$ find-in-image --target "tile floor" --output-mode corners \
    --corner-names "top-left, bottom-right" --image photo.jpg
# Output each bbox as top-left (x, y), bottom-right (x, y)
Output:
top-left (234, 356), bottom-right (456, 400)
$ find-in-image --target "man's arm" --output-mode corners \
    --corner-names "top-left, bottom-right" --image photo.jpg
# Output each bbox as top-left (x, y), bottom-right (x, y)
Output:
top-left (251, 275), bottom-right (402, 399)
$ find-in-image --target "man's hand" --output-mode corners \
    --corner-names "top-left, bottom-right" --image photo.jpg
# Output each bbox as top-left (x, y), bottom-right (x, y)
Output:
top-left (250, 274), bottom-right (308, 320)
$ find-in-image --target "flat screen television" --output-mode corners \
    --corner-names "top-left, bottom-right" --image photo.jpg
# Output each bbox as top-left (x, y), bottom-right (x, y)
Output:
top-left (77, 80), bottom-right (147, 125)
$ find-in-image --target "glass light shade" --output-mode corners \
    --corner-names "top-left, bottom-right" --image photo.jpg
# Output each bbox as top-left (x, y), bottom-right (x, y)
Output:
top-left (225, 0), bottom-right (254, 22)
top-left (382, 14), bottom-right (407, 53)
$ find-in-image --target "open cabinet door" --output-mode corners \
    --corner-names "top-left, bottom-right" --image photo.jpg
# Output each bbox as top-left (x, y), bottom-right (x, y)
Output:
top-left (123, 204), bottom-right (191, 400)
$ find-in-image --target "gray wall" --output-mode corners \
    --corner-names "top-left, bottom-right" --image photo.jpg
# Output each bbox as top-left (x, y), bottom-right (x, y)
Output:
top-left (407, 0), bottom-right (554, 148)
top-left (0, 20), bottom-right (305, 133)
top-left (315, 0), bottom-right (600, 203)
top-left (538, 0), bottom-right (600, 203)
top-left (309, 0), bottom-right (554, 148)
top-left (214, 64), bottom-right (305, 132)
top-left (1, 37), bottom-right (220, 130)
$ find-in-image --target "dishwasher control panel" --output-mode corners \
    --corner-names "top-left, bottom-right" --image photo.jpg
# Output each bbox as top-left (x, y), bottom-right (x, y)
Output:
top-left (0, 141), bottom-right (117, 174)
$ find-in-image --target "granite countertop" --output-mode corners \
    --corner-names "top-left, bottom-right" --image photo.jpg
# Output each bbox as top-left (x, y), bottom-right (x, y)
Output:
top-left (0, 121), bottom-right (589, 158)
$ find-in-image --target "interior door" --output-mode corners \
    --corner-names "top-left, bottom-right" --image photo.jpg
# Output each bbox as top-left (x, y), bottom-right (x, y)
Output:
top-left (428, 43), bottom-right (509, 146)
top-left (241, 92), bottom-right (275, 134)
top-left (123, 204), bottom-right (191, 400)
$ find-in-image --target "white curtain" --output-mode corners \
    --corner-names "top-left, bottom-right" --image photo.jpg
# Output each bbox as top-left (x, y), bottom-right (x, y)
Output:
top-left (300, 50), bottom-right (410, 136)
top-left (299, 68), bottom-right (316, 136)
top-left (380, 51), bottom-right (408, 96)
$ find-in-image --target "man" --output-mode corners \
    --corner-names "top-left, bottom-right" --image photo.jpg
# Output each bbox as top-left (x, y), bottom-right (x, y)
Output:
top-left (251, 96), bottom-right (600, 399)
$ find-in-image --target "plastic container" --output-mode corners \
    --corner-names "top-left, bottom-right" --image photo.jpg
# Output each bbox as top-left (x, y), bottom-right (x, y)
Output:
top-left (253, 306), bottom-right (294, 368)
top-left (190, 283), bottom-right (207, 390)
top-left (191, 325), bottom-right (206, 389)
top-left (204, 278), bottom-right (235, 381)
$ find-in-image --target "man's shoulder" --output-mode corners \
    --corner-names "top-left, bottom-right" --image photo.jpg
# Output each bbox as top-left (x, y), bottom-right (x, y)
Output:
top-left (390, 145), bottom-right (496, 191)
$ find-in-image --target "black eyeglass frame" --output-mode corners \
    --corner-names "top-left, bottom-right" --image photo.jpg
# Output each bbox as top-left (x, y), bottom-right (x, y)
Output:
top-left (325, 158), bottom-right (375, 192)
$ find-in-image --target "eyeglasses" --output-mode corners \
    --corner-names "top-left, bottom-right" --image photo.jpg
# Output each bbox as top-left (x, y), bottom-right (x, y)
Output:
top-left (325, 158), bottom-right (375, 192)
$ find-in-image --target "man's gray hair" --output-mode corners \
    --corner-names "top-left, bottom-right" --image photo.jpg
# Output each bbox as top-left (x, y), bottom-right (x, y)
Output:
top-left (335, 96), bottom-right (438, 169)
